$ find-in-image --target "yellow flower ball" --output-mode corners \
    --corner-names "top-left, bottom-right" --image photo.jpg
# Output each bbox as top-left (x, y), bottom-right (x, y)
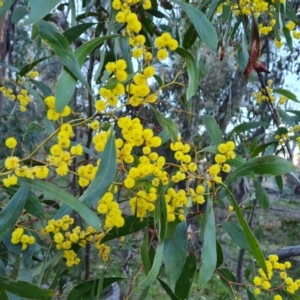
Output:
top-left (95, 99), bottom-right (106, 112)
top-left (132, 48), bottom-right (143, 59)
top-left (143, 66), bottom-right (155, 78)
top-left (5, 156), bottom-right (20, 170)
top-left (5, 137), bottom-right (17, 149)
top-left (157, 48), bottom-right (168, 61)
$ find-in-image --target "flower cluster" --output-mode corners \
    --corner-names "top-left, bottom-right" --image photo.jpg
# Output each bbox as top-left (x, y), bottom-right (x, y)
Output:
top-left (154, 32), bottom-right (179, 61)
top-left (11, 228), bottom-right (35, 250)
top-left (207, 141), bottom-right (236, 183)
top-left (165, 188), bottom-right (187, 221)
top-left (274, 125), bottom-right (300, 149)
top-left (0, 87), bottom-right (31, 111)
top-left (97, 192), bottom-right (125, 230)
top-left (252, 80), bottom-right (275, 104)
top-left (44, 95), bottom-right (71, 121)
top-left (252, 254), bottom-right (300, 298)
top-left (41, 215), bottom-right (113, 266)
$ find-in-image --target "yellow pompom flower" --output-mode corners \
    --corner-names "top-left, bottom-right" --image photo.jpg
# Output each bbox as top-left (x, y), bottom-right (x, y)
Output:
top-left (115, 70), bottom-right (127, 81)
top-left (143, 0), bottom-right (151, 9)
top-left (5, 156), bottom-right (20, 170)
top-left (168, 39), bottom-right (179, 51)
top-left (143, 66), bottom-right (155, 78)
top-left (61, 105), bottom-right (71, 117)
top-left (215, 154), bottom-right (226, 164)
top-left (5, 137), bottom-right (17, 149)
top-left (70, 145), bottom-right (83, 156)
top-left (124, 177), bottom-right (135, 188)
top-left (90, 120), bottom-right (100, 131)
top-left (144, 51), bottom-right (153, 60)
top-left (112, 0), bottom-right (121, 10)
top-left (253, 276), bottom-right (262, 286)
top-left (95, 99), bottom-right (106, 112)
top-left (157, 48), bottom-right (168, 60)
top-left (261, 280), bottom-right (271, 290)
top-left (132, 48), bottom-right (143, 59)
top-left (222, 164), bottom-right (231, 173)
top-left (115, 59), bottom-right (127, 70)
top-left (105, 62), bottom-right (116, 73)
top-left (3, 175), bottom-right (18, 187)
top-left (225, 141), bottom-right (235, 151)
top-left (112, 83), bottom-right (125, 96)
top-left (284, 261), bottom-right (292, 268)
top-left (218, 143), bottom-right (227, 153)
top-left (208, 164), bottom-right (220, 176)
top-left (47, 109), bottom-right (60, 121)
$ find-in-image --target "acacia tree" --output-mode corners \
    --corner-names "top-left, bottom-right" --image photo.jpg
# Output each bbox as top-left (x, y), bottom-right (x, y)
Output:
top-left (0, 0), bottom-right (300, 299)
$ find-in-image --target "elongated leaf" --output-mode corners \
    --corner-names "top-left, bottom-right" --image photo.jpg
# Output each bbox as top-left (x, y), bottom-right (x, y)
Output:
top-left (283, 26), bottom-right (293, 52)
top-left (30, 80), bottom-right (52, 97)
top-left (254, 180), bottom-right (269, 211)
top-left (163, 222), bottom-right (187, 289)
top-left (223, 185), bottom-right (268, 278)
top-left (157, 278), bottom-right (180, 300)
top-left (0, 289), bottom-right (8, 300)
top-left (6, 187), bottom-right (43, 218)
top-left (175, 48), bottom-right (197, 102)
top-left (149, 105), bottom-right (178, 142)
top-left (37, 20), bottom-right (92, 98)
top-left (251, 142), bottom-right (275, 158)
top-left (237, 32), bottom-right (249, 73)
top-left (285, 1), bottom-right (300, 24)
top-left (157, 182), bottom-right (167, 243)
top-left (247, 289), bottom-right (256, 300)
top-left (55, 35), bottom-right (117, 113)
top-left (54, 203), bottom-right (73, 220)
top-left (0, 275), bottom-right (54, 299)
top-left (0, 184), bottom-right (28, 241)
top-left (175, 251), bottom-right (197, 300)
top-left (182, 24), bottom-right (197, 49)
top-left (207, 0), bottom-right (219, 19)
top-left (139, 243), bottom-right (164, 288)
top-left (278, 110), bottom-right (299, 126)
top-left (141, 231), bottom-right (151, 274)
top-left (80, 132), bottom-right (116, 206)
top-left (216, 239), bottom-right (224, 268)
top-left (233, 121), bottom-right (268, 134)
top-left (19, 179), bottom-right (101, 231)
top-left (227, 155), bottom-right (296, 184)
top-left (199, 197), bottom-right (217, 286)
top-left (19, 56), bottom-right (51, 77)
top-left (11, 6), bottom-right (27, 24)
top-left (67, 277), bottom-right (124, 300)
top-left (32, 253), bottom-right (62, 276)
top-left (24, 0), bottom-right (59, 25)
top-left (169, 0), bottom-right (218, 50)
top-left (275, 175), bottom-right (283, 191)
top-left (0, 0), bottom-right (15, 19)
top-left (221, 222), bottom-right (251, 252)
top-left (119, 36), bottom-right (133, 74)
top-left (274, 88), bottom-right (299, 103)
top-left (101, 216), bottom-right (150, 243)
top-left (218, 268), bottom-right (236, 299)
top-left (23, 121), bottom-right (44, 144)
top-left (200, 115), bottom-right (221, 145)
top-left (63, 23), bottom-right (95, 44)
